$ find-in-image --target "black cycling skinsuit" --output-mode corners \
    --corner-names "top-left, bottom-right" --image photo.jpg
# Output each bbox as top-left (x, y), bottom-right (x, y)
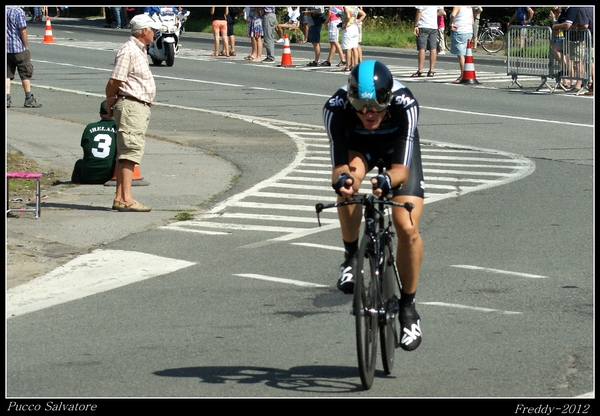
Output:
top-left (322, 79), bottom-right (425, 198)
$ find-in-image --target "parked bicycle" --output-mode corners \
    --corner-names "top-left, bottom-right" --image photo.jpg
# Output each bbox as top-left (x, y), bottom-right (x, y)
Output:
top-left (446, 18), bottom-right (505, 54)
top-left (315, 170), bottom-right (415, 390)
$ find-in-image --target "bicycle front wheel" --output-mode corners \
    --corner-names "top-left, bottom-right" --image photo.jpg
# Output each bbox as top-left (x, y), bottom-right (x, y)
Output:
top-left (380, 241), bottom-right (400, 375)
top-left (354, 237), bottom-right (379, 390)
top-left (480, 28), bottom-right (504, 53)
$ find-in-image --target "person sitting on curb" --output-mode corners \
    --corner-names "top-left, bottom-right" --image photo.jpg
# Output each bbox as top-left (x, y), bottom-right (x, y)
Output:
top-left (71, 100), bottom-right (117, 185)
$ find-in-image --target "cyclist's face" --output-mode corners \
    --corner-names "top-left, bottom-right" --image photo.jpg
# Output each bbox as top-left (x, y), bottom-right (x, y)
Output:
top-left (356, 108), bottom-right (386, 130)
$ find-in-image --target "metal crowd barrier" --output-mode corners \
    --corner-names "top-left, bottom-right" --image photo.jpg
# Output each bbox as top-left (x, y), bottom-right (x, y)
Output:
top-left (506, 25), bottom-right (592, 94)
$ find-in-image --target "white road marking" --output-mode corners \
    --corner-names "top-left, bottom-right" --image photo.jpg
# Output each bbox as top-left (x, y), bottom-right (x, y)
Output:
top-left (420, 301), bottom-right (522, 315)
top-left (7, 249), bottom-right (196, 318)
top-left (233, 273), bottom-right (328, 288)
top-left (452, 265), bottom-right (548, 278)
top-left (291, 242), bottom-right (345, 252)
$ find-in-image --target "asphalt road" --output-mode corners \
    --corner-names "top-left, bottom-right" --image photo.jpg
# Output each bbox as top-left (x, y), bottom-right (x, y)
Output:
top-left (5, 17), bottom-right (594, 407)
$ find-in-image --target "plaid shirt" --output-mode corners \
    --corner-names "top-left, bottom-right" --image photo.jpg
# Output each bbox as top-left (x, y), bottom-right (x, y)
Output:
top-left (6, 7), bottom-right (27, 54)
top-left (110, 36), bottom-right (156, 103)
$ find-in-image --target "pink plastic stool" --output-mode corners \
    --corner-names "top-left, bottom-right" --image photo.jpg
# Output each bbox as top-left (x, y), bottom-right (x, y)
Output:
top-left (6, 172), bottom-right (43, 219)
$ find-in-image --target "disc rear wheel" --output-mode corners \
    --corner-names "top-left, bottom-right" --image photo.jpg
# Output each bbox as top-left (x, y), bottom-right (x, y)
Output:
top-left (354, 237), bottom-right (378, 390)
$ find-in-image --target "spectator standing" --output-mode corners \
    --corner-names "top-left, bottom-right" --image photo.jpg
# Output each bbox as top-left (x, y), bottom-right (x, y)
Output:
top-left (412, 6), bottom-right (445, 77)
top-left (6, 6), bottom-right (41, 108)
top-left (356, 6), bottom-right (365, 64)
top-left (571, 7), bottom-right (593, 93)
top-left (507, 6), bottom-right (534, 48)
top-left (32, 7), bottom-right (42, 22)
top-left (210, 7), bottom-right (229, 57)
top-left (341, 6), bottom-right (366, 72)
top-left (472, 6), bottom-right (483, 50)
top-left (112, 7), bottom-right (122, 29)
top-left (507, 6), bottom-right (534, 27)
top-left (449, 6), bottom-right (474, 83)
top-left (105, 14), bottom-right (162, 212)
top-left (304, 6), bottom-right (326, 67)
top-left (71, 101), bottom-right (117, 184)
top-left (575, 6), bottom-right (593, 95)
top-left (551, 7), bottom-right (579, 90)
top-left (322, 6), bottom-right (345, 67)
top-left (437, 8), bottom-right (447, 55)
top-left (261, 7), bottom-right (277, 63)
top-left (245, 7), bottom-right (263, 61)
top-left (224, 7), bottom-right (239, 56)
top-left (104, 6), bottom-right (113, 28)
top-left (299, 7), bottom-right (310, 43)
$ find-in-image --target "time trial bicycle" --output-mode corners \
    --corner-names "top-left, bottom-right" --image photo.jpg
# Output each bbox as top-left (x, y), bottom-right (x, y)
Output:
top-left (315, 174), bottom-right (415, 390)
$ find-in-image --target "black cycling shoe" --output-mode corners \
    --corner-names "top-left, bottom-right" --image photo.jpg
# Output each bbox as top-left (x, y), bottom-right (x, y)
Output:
top-left (337, 252), bottom-right (358, 294)
top-left (399, 302), bottom-right (422, 351)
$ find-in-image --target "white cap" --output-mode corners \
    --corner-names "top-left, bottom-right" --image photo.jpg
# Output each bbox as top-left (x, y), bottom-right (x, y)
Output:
top-left (130, 14), bottom-right (162, 31)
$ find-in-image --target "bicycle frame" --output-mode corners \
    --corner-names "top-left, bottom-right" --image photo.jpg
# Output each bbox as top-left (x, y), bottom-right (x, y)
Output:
top-left (316, 189), bottom-right (414, 389)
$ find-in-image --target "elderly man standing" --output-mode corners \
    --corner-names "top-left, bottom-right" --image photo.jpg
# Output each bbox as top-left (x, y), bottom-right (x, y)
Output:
top-left (105, 14), bottom-right (161, 212)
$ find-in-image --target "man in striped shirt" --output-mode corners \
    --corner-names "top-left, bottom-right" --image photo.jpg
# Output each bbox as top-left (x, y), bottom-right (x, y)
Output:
top-left (105, 14), bottom-right (161, 212)
top-left (6, 6), bottom-right (42, 108)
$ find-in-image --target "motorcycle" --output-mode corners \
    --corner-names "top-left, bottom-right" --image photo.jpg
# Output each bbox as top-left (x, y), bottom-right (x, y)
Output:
top-left (146, 9), bottom-right (190, 67)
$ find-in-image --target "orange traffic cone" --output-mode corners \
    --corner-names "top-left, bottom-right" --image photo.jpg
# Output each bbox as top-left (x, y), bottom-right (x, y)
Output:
top-left (42, 16), bottom-right (56, 44)
top-left (279, 34), bottom-right (293, 67)
top-left (104, 164), bottom-right (149, 186)
top-left (460, 39), bottom-right (479, 85)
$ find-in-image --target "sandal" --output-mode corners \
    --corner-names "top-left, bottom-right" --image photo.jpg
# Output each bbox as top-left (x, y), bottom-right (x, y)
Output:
top-left (210, 52), bottom-right (218, 57)
top-left (342, 66), bottom-right (351, 72)
top-left (411, 71), bottom-right (423, 77)
top-left (230, 51), bottom-right (236, 56)
top-left (219, 51), bottom-right (226, 56)
top-left (452, 78), bottom-right (462, 84)
top-left (244, 56), bottom-right (256, 60)
top-left (427, 70), bottom-right (435, 77)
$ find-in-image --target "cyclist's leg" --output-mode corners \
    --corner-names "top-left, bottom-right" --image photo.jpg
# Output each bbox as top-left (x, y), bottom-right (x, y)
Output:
top-left (334, 151), bottom-right (368, 293)
top-left (391, 195), bottom-right (424, 351)
top-left (391, 195), bottom-right (423, 296)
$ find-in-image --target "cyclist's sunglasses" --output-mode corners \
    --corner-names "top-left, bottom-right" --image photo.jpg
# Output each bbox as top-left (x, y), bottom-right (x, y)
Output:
top-left (352, 98), bottom-right (389, 114)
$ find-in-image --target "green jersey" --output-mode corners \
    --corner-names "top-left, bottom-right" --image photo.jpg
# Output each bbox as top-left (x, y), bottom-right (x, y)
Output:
top-left (78, 119), bottom-right (117, 184)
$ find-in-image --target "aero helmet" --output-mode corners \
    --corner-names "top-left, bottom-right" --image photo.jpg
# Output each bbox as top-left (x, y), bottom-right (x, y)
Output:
top-left (347, 60), bottom-right (394, 113)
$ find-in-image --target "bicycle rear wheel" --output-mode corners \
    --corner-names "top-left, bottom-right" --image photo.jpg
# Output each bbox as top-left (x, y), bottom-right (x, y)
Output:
top-left (380, 241), bottom-right (400, 375)
top-left (480, 28), bottom-right (504, 53)
top-left (354, 237), bottom-right (378, 390)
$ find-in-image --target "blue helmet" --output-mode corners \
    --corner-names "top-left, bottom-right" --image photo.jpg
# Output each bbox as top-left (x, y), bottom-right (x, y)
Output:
top-left (347, 60), bottom-right (393, 112)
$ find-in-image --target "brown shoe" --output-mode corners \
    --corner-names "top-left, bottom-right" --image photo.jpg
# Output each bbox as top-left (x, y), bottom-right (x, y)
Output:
top-left (112, 200), bottom-right (125, 210)
top-left (117, 200), bottom-right (151, 212)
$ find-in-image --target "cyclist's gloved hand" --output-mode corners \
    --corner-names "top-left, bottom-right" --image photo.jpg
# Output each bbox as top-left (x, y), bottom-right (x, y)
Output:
top-left (333, 172), bottom-right (354, 196)
top-left (371, 172), bottom-right (392, 196)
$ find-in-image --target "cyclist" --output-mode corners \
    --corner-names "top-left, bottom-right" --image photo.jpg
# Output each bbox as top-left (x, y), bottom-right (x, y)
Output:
top-left (322, 60), bottom-right (424, 351)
